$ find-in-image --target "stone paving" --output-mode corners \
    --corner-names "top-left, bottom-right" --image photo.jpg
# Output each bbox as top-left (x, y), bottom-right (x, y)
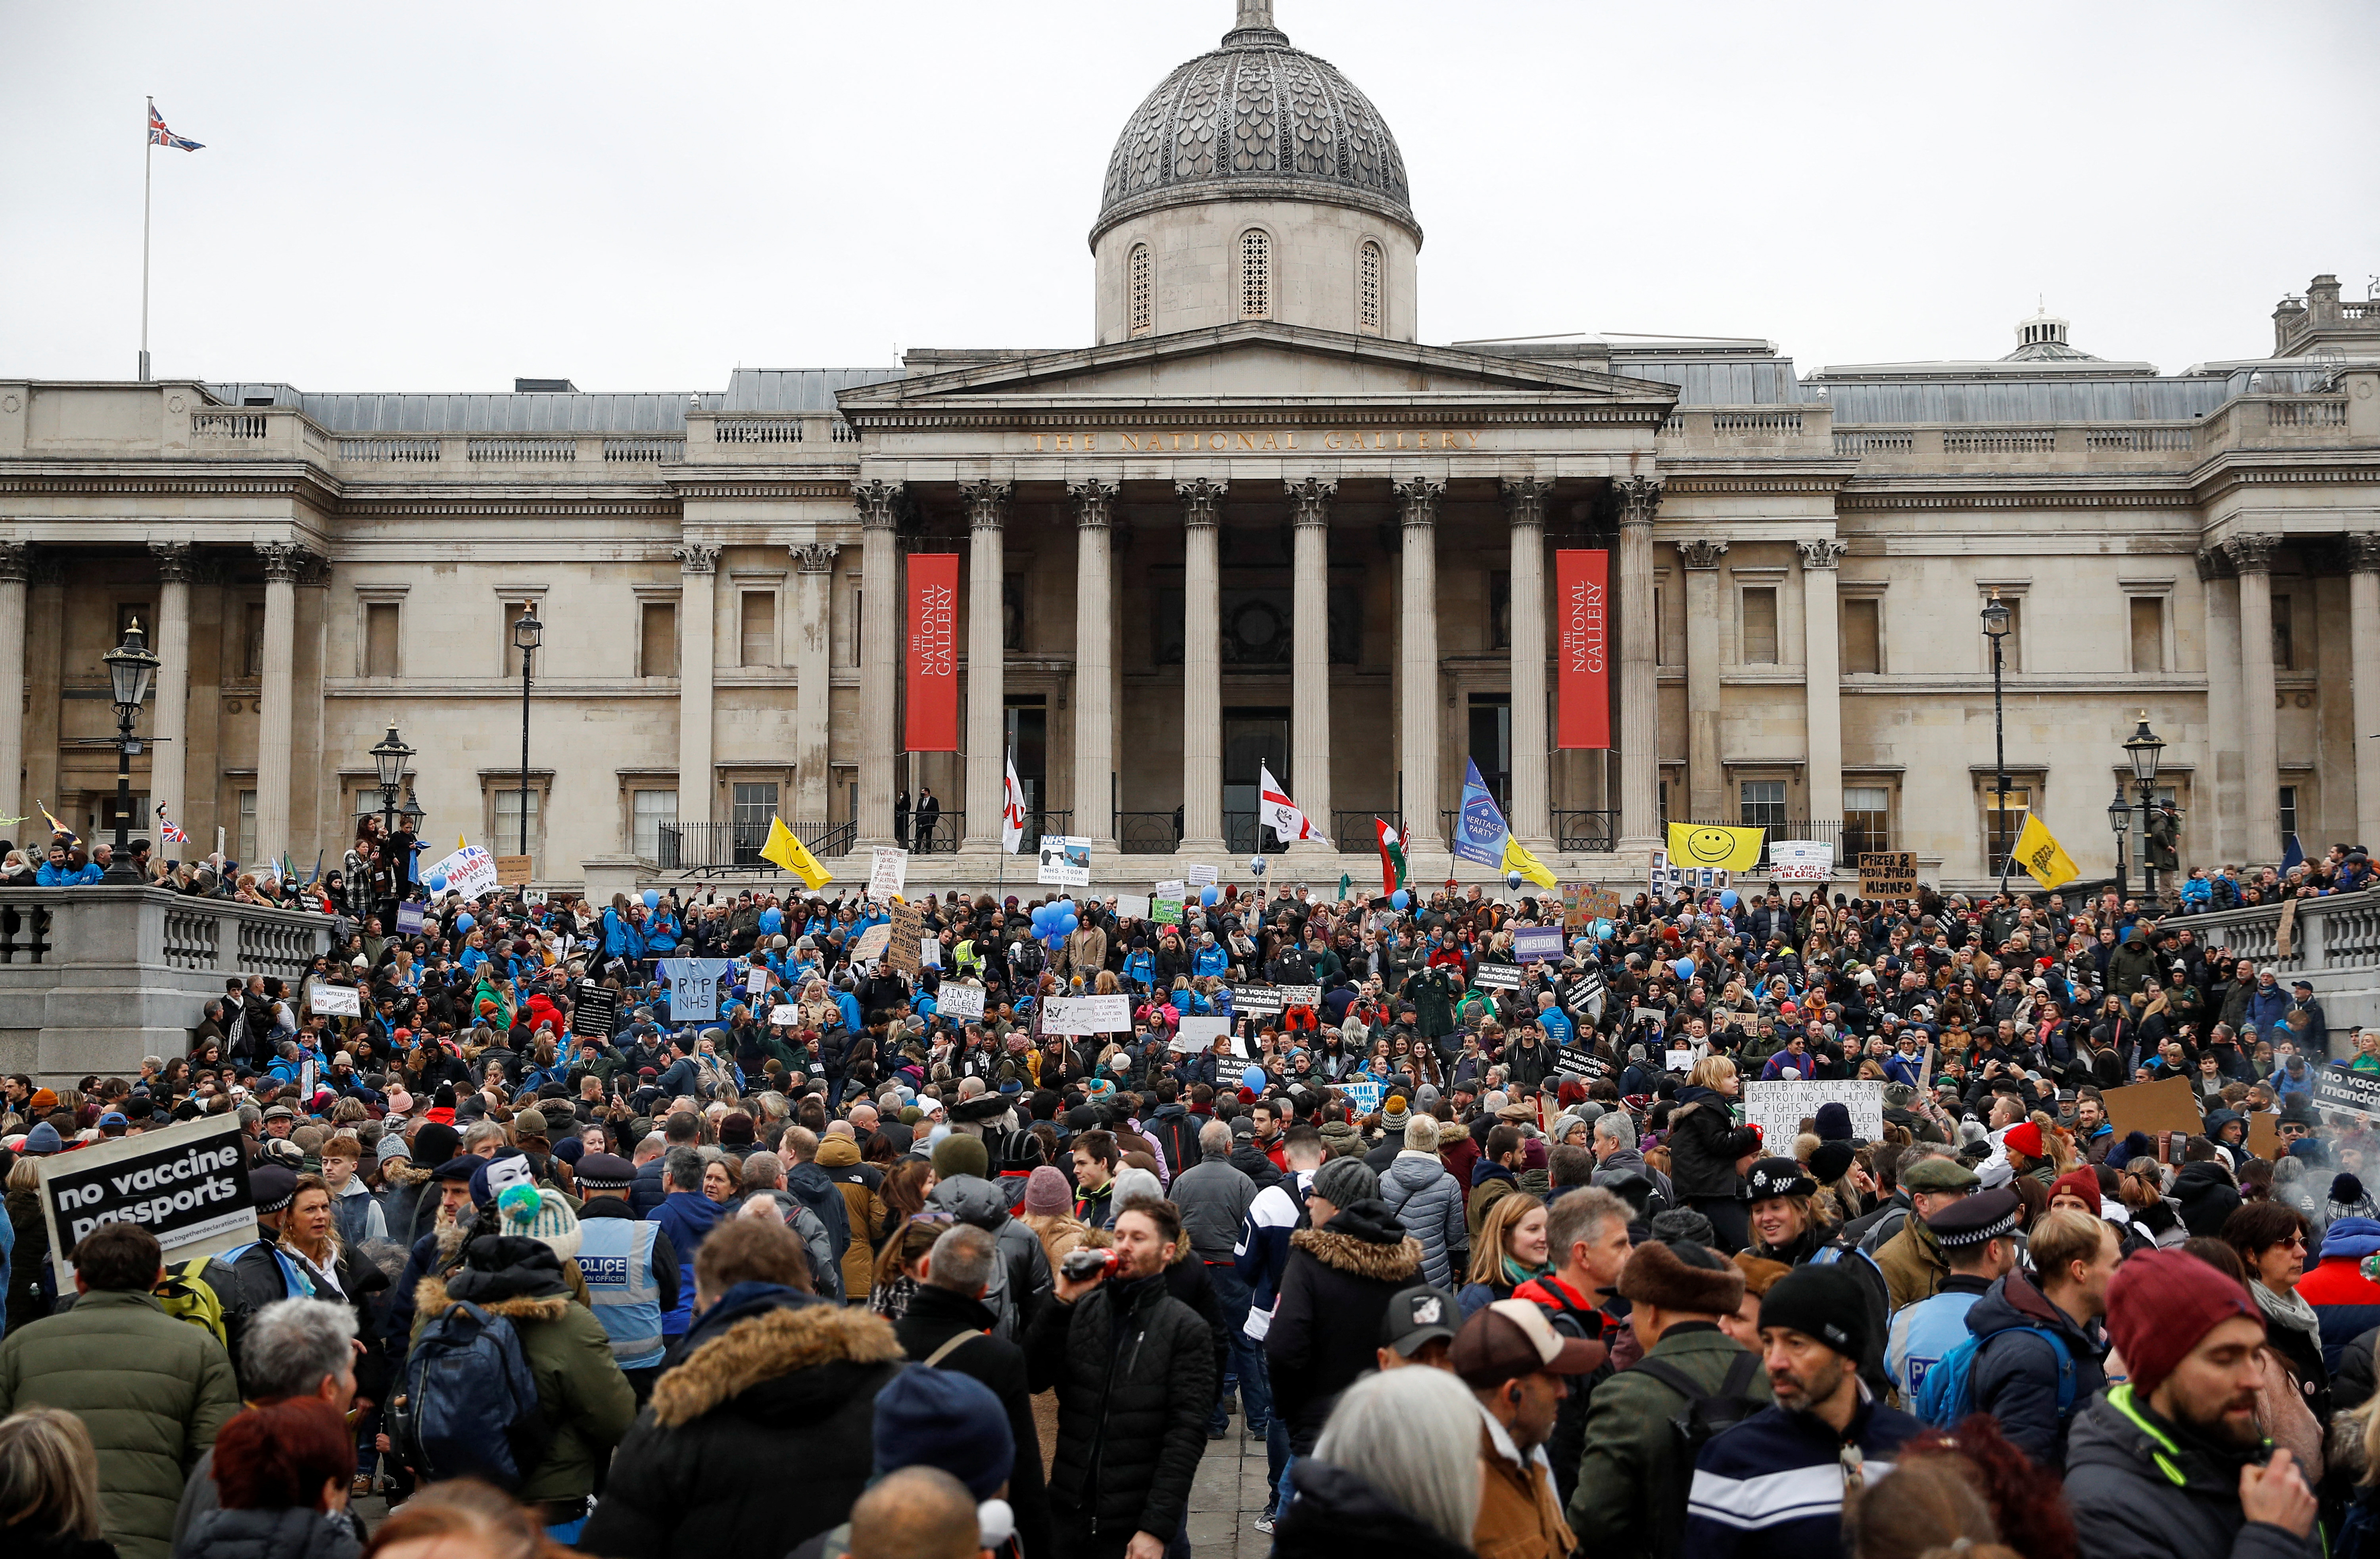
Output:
top-left (1186, 1406), bottom-right (1278, 1557)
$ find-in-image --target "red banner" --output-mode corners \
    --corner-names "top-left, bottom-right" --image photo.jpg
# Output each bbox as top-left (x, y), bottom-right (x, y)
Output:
top-left (904, 554), bottom-right (959, 751)
top-left (1555, 549), bottom-right (1610, 749)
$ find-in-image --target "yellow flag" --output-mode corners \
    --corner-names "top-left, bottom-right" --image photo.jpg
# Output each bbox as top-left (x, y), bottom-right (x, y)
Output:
top-left (1501, 835), bottom-right (1558, 890)
top-left (2008, 812), bottom-right (2079, 890)
top-left (1666, 822), bottom-right (1766, 873)
top-left (761, 816), bottom-right (834, 890)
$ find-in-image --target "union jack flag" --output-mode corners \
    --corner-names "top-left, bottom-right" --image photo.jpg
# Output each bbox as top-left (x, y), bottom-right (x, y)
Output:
top-left (155, 802), bottom-right (189, 844)
top-left (148, 105), bottom-right (203, 152)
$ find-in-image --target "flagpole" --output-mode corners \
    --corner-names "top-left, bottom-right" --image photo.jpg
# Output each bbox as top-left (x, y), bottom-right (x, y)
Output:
top-left (140, 96), bottom-right (153, 381)
top-left (995, 747), bottom-right (1007, 904)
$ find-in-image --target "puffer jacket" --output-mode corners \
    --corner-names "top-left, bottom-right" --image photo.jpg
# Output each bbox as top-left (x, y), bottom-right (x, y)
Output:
top-left (176, 1505), bottom-right (360, 1559)
top-left (0, 1288), bottom-right (240, 1559)
top-left (815, 1135), bottom-right (886, 1304)
top-left (1025, 1266), bottom-right (1215, 1542)
top-left (1964, 1268), bottom-right (2110, 1468)
top-left (2172, 1159), bottom-right (2244, 1238)
top-left (2063, 1385), bottom-right (2320, 1559)
top-left (1376, 1151), bottom-right (1468, 1287)
top-left (925, 1172), bottom-right (1053, 1337)
top-left (1264, 1200), bottom-right (1423, 1454)
top-left (1664, 1085), bottom-right (1760, 1200)
top-left (585, 1283), bottom-right (901, 1558)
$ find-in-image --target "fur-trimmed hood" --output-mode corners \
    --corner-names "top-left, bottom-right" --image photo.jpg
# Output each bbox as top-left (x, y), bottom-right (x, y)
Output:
top-left (413, 1271), bottom-right (570, 1326)
top-left (651, 1300), bottom-right (904, 1428)
top-left (1290, 1225), bottom-right (1424, 1284)
top-left (380, 1162), bottom-right (433, 1190)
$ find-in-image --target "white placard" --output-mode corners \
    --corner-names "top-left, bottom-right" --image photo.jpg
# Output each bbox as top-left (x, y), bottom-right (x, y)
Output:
top-left (1114, 893), bottom-right (1151, 921)
top-left (1666, 1047), bottom-right (1696, 1072)
top-left (1741, 1080), bottom-right (1886, 1150)
top-left (850, 923), bottom-right (892, 961)
top-left (1172, 1015), bottom-right (1231, 1053)
top-left (937, 984), bottom-right (986, 1021)
top-left (1186, 863), bottom-right (1218, 887)
top-left (1154, 880), bottom-right (1185, 894)
top-left (1037, 835), bottom-right (1092, 887)
top-left (768, 1004), bottom-right (800, 1026)
top-left (1040, 994), bottom-right (1133, 1035)
top-left (747, 967), bottom-right (770, 996)
top-left (424, 844), bottom-right (500, 901)
top-left (919, 938), bottom-right (942, 968)
top-left (868, 846), bottom-right (910, 901)
top-left (312, 984), bottom-right (362, 1017)
top-left (1769, 840), bottom-right (1835, 882)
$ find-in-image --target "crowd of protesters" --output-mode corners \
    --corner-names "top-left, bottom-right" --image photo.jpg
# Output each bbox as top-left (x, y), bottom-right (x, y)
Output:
top-left (3, 819), bottom-right (2380, 1557)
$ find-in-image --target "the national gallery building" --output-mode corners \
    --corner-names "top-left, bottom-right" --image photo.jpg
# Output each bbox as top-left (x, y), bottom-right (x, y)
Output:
top-left (4, 2), bottom-right (2377, 895)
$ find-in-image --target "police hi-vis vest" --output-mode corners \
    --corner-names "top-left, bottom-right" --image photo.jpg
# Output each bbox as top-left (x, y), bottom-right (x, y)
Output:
top-left (577, 1217), bottom-right (664, 1369)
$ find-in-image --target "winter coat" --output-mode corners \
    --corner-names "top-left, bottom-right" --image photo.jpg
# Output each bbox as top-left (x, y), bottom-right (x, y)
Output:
top-left (1477, 1414), bottom-right (1575, 1559)
top-left (1377, 1151), bottom-right (1469, 1287)
top-left (6, 1184), bottom-right (53, 1334)
top-left (1683, 1395), bottom-right (1921, 1559)
top-left (1168, 1158), bottom-right (1259, 1265)
top-left (1964, 1268), bottom-right (2110, 1467)
top-left (1875, 1215), bottom-right (1952, 1312)
top-left (1024, 1268), bottom-right (1215, 1542)
top-left (174, 1506), bottom-right (359, 1559)
top-left (1142, 1103), bottom-right (1202, 1177)
top-left (1269, 1457), bottom-right (1474, 1559)
top-left (892, 1283), bottom-right (1051, 1559)
top-left (0, 1289), bottom-right (240, 1559)
top-left (1265, 1202), bottom-right (1424, 1454)
top-left (582, 1285), bottom-right (904, 1559)
top-left (2062, 1385), bottom-right (2320, 1559)
top-left (924, 1172), bottom-right (1053, 1337)
top-left (410, 1238), bottom-right (634, 1507)
top-left (1665, 1086), bottom-right (1761, 1200)
top-left (2172, 1159), bottom-right (2244, 1238)
top-left (814, 1137), bottom-right (887, 1304)
top-left (1570, 1321), bottom-right (1770, 1559)
top-left (2297, 1225), bottom-right (2380, 1373)
top-left (648, 1190), bottom-right (722, 1337)
top-left (1467, 1161), bottom-right (1522, 1248)
top-left (379, 1163), bottom-right (434, 1250)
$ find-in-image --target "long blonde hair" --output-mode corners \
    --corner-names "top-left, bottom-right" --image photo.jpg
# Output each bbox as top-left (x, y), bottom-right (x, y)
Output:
top-left (0, 1408), bottom-right (103, 1540)
top-left (1466, 1192), bottom-right (1545, 1287)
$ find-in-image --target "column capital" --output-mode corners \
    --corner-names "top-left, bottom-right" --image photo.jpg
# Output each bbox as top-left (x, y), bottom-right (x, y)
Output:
top-left (1175, 477), bottom-right (1229, 525)
top-left (1676, 538), bottom-right (1729, 570)
top-left (1067, 478), bottom-right (1119, 528)
top-left (1284, 476), bottom-right (1337, 525)
top-left (853, 478), bottom-right (904, 529)
top-left (0, 542), bottom-right (30, 585)
top-left (1797, 537), bottom-right (1847, 570)
top-left (2194, 546), bottom-right (2234, 583)
top-left (674, 543), bottom-right (721, 575)
top-left (1499, 476), bottom-right (1555, 527)
top-left (255, 541), bottom-right (312, 583)
top-left (960, 480), bottom-right (1012, 531)
top-left (1393, 477), bottom-right (1444, 526)
top-left (1615, 474), bottom-right (1664, 524)
top-left (790, 541), bottom-right (839, 573)
top-left (2225, 532), bottom-right (2281, 574)
top-left (149, 540), bottom-right (197, 582)
top-left (2345, 533), bottom-right (2380, 575)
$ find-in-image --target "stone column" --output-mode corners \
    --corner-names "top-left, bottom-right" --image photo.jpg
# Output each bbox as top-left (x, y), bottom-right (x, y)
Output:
top-left (1678, 538), bottom-right (1729, 819)
top-left (1397, 479), bottom-right (1446, 849)
top-left (962, 481), bottom-right (1011, 852)
top-left (0, 545), bottom-right (26, 824)
top-left (148, 541), bottom-right (194, 839)
top-left (253, 543), bottom-right (303, 862)
top-left (1287, 476), bottom-right (1336, 854)
top-left (2196, 548), bottom-right (2242, 865)
top-left (1070, 480), bottom-right (1118, 848)
top-left (1616, 477), bottom-right (1662, 847)
top-left (1502, 478), bottom-right (1554, 850)
top-left (1798, 538), bottom-right (1846, 827)
top-left (1177, 478), bottom-right (1228, 854)
top-left (790, 542), bottom-right (838, 822)
top-left (673, 543), bottom-right (720, 830)
top-left (2349, 534), bottom-right (2380, 853)
top-left (854, 480), bottom-right (902, 848)
top-left (2229, 532), bottom-right (2282, 862)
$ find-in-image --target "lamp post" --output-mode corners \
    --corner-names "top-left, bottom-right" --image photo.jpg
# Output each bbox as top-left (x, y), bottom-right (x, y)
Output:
top-left (369, 724), bottom-right (414, 837)
top-left (1981, 591), bottom-right (2012, 877)
top-left (2124, 712), bottom-right (2166, 902)
top-left (100, 620), bottom-right (161, 884)
top-left (2107, 789), bottom-right (2132, 902)
top-left (512, 603), bottom-right (542, 861)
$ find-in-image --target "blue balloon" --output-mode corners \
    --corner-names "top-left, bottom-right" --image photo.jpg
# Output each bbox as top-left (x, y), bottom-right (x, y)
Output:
top-left (760, 907), bottom-right (783, 933)
top-left (1061, 913), bottom-right (1079, 935)
top-left (426, 874), bottom-right (447, 894)
top-left (1390, 889), bottom-right (1410, 910)
top-left (1505, 871), bottom-right (1525, 891)
top-left (1032, 906), bottom-right (1052, 934)
top-left (1673, 957), bottom-right (1695, 980)
top-left (1200, 885), bottom-right (1220, 907)
top-left (1240, 1065), bottom-right (1267, 1092)
top-left (643, 889), bottom-right (659, 910)
top-left (1719, 889), bottom-right (1740, 909)
top-left (456, 913), bottom-right (475, 933)
top-left (1595, 919), bottom-right (1614, 940)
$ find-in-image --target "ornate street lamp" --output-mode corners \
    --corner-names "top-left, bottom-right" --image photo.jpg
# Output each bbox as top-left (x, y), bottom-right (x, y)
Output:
top-left (369, 723), bottom-right (414, 837)
top-left (1981, 591), bottom-right (2011, 876)
top-left (101, 620), bottom-right (161, 884)
top-left (512, 603), bottom-right (543, 861)
top-left (2107, 789), bottom-right (2132, 901)
top-left (2125, 712), bottom-right (2165, 899)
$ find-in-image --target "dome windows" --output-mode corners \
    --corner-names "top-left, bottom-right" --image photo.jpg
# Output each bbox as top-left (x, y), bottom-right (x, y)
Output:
top-left (1240, 229), bottom-right (1271, 320)
top-left (1358, 240), bottom-right (1382, 335)
top-left (1128, 244), bottom-right (1154, 338)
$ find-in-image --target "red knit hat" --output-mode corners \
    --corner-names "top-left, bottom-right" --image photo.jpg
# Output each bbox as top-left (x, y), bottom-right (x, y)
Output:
top-left (2048, 1166), bottom-right (2103, 1210)
top-left (2002, 1122), bottom-right (2045, 1159)
top-left (2105, 1248), bottom-right (2262, 1396)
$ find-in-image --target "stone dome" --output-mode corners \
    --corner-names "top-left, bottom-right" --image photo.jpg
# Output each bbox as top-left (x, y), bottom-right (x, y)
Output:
top-left (1092, 3), bottom-right (1417, 249)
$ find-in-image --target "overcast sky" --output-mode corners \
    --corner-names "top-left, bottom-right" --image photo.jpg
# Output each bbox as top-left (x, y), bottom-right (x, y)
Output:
top-left (5, 0), bottom-right (2376, 393)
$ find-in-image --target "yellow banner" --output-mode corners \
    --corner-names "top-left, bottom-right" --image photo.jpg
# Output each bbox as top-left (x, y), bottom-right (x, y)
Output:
top-left (2009, 812), bottom-right (2079, 890)
top-left (1666, 822), bottom-right (1766, 873)
top-left (1501, 836), bottom-right (1558, 890)
top-left (761, 817), bottom-right (834, 891)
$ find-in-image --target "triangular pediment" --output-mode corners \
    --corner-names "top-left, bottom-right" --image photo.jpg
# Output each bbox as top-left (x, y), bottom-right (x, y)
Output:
top-left (835, 321), bottom-right (1679, 420)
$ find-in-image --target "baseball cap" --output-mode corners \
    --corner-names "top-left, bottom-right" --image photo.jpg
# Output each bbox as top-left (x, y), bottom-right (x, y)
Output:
top-left (1378, 1285), bottom-right (1461, 1359)
top-left (1450, 1298), bottom-right (1606, 1387)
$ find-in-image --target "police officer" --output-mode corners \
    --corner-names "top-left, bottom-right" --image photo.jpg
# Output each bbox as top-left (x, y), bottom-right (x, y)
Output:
top-left (1882, 1186), bottom-right (2021, 1405)
top-left (573, 1151), bottom-right (680, 1404)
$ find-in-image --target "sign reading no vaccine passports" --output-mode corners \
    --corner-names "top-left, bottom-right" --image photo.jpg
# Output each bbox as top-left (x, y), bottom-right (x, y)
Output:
top-left (38, 1115), bottom-right (256, 1280)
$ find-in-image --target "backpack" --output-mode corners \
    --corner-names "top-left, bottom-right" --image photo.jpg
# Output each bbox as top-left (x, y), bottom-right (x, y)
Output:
top-left (1912, 1323), bottom-right (2075, 1431)
top-left (1633, 1351), bottom-right (1766, 1557)
top-left (392, 1300), bottom-right (551, 1491)
top-left (154, 1257), bottom-right (228, 1349)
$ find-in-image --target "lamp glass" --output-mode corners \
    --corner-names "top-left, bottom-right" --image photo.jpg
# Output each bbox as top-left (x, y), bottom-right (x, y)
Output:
top-left (513, 604), bottom-right (543, 651)
top-left (1980, 593), bottom-right (2011, 639)
top-left (103, 621), bottom-right (159, 708)
top-left (370, 724), bottom-right (413, 789)
top-left (2108, 794), bottom-right (2131, 834)
top-left (2125, 713), bottom-right (2164, 783)
top-left (401, 793), bottom-right (424, 828)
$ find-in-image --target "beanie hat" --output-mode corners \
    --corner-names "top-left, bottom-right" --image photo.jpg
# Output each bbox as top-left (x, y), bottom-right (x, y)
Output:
top-left (1313, 1156), bottom-right (1380, 1209)
top-left (410, 1122), bottom-right (462, 1168)
top-left (21, 1121), bottom-right (61, 1156)
top-left (1022, 1165), bottom-right (1073, 1217)
top-left (2334, 1174), bottom-right (2369, 1206)
top-left (1758, 1264), bottom-right (1874, 1362)
top-left (2049, 1167), bottom-right (2104, 1211)
top-left (1619, 1239), bottom-right (1745, 1316)
top-left (2105, 1247), bottom-right (2262, 1397)
top-left (932, 1132), bottom-right (991, 1183)
top-left (1813, 1102), bottom-right (1854, 1143)
top-left (1380, 1095), bottom-right (1409, 1129)
top-left (1109, 1166), bottom-right (1163, 1212)
top-left (2002, 1121), bottom-right (2046, 1159)
top-left (718, 1112), bottom-right (755, 1146)
top-left (376, 1135), bottom-right (414, 1170)
top-left (1809, 1141), bottom-right (1857, 1186)
top-left (500, 1185), bottom-right (583, 1262)
top-left (1649, 1207), bottom-right (1717, 1247)
top-left (870, 1365), bottom-right (1014, 1501)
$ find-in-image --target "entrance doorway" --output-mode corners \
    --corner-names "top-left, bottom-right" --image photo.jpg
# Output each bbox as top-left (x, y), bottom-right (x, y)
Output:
top-left (1468, 694), bottom-right (1511, 812)
top-left (1005, 698), bottom-right (1048, 847)
top-left (1223, 708), bottom-right (1290, 853)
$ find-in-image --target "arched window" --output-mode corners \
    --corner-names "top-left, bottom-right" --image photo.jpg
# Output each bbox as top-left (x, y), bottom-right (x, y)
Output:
top-left (1128, 244), bottom-right (1153, 339)
top-left (1240, 229), bottom-right (1270, 320)
top-left (1358, 241), bottom-right (1383, 335)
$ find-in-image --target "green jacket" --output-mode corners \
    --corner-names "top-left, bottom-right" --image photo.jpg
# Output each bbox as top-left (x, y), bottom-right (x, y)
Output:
top-left (0, 1287), bottom-right (240, 1559)
top-left (1567, 1323), bottom-right (1770, 1559)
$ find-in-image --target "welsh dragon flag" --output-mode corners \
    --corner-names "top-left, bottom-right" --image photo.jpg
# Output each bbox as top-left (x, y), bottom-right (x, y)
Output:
top-left (1375, 817), bottom-right (1408, 895)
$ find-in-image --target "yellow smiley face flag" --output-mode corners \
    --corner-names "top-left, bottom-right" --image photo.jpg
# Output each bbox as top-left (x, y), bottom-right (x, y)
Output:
top-left (2009, 811), bottom-right (2080, 890)
top-left (1666, 822), bottom-right (1766, 873)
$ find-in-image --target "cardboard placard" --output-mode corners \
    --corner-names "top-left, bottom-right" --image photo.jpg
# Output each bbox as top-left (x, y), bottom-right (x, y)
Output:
top-left (1857, 851), bottom-right (1918, 899)
top-left (570, 983), bottom-right (620, 1039)
top-left (936, 984), bottom-right (986, 1022)
top-left (1114, 893), bottom-right (1151, 921)
top-left (311, 984), bottom-right (362, 1017)
top-left (1040, 994), bottom-right (1133, 1035)
top-left (1152, 892), bottom-right (1185, 926)
top-left (1472, 963), bottom-right (1524, 991)
top-left (1743, 1080), bottom-right (1885, 1149)
top-left (2314, 1066), bottom-right (2380, 1117)
top-left (38, 1116), bottom-right (256, 1280)
top-left (2277, 898), bottom-right (2298, 960)
top-left (887, 901), bottom-right (924, 976)
top-left (1513, 926), bottom-right (1566, 963)
top-left (850, 923), bottom-right (893, 962)
top-left (2247, 1111), bottom-right (2283, 1160)
top-left (1586, 887), bottom-right (1623, 920)
top-left (495, 854), bottom-right (534, 887)
top-left (2100, 1075), bottom-right (2205, 1138)
top-left (868, 846), bottom-right (910, 902)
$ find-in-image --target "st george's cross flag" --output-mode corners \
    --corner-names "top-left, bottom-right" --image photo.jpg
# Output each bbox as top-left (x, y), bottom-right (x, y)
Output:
top-left (1258, 764), bottom-right (1320, 846)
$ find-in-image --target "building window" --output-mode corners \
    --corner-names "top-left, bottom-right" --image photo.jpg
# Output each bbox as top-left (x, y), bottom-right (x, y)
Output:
top-left (364, 602), bottom-right (400, 678)
top-left (1844, 785), bottom-right (1891, 855)
top-left (2273, 594), bottom-right (2294, 671)
top-left (243, 603), bottom-right (267, 679)
top-left (1741, 587), bottom-right (1779, 664)
top-left (1983, 784), bottom-right (2032, 874)
top-left (1842, 597), bottom-right (1881, 674)
top-left (640, 601), bottom-right (678, 677)
top-left (2129, 596), bottom-right (2165, 673)
top-left (633, 788), bottom-right (678, 859)
top-left (2279, 784), bottom-right (2299, 852)
top-left (237, 790), bottom-right (257, 863)
top-left (1240, 230), bottom-right (1270, 320)
top-left (1128, 244), bottom-right (1153, 338)
top-left (493, 788), bottom-right (542, 872)
top-left (1358, 241), bottom-right (1383, 335)
top-left (740, 591), bottom-right (776, 668)
top-left (731, 782), bottom-right (778, 864)
top-left (1740, 779), bottom-right (1787, 833)
top-left (1983, 595), bottom-right (2024, 672)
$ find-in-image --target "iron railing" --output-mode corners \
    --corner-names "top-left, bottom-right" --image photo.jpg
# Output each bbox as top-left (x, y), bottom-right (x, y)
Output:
top-left (1015, 809), bottom-right (1070, 854)
top-left (1332, 811), bottom-right (1398, 854)
top-left (1118, 812), bottom-right (1181, 854)
top-left (660, 819), bottom-right (856, 876)
top-left (1554, 810), bottom-right (1620, 852)
top-left (902, 809), bottom-right (962, 855)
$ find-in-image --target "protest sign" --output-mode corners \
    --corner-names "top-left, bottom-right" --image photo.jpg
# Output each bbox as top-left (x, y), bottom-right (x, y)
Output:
top-left (769, 1004), bottom-right (800, 1027)
top-left (1186, 863), bottom-right (1218, 887)
top-left (747, 966), bottom-right (770, 997)
top-left (1513, 927), bottom-right (1565, 963)
top-left (1041, 994), bottom-right (1132, 1035)
top-left (1858, 851), bottom-right (1919, 899)
top-left (666, 958), bottom-right (732, 1022)
top-left (1152, 891), bottom-right (1185, 926)
top-left (1560, 885), bottom-right (1588, 929)
top-left (919, 938), bottom-right (941, 969)
top-left (1554, 1047), bottom-right (1610, 1081)
top-left (850, 923), bottom-right (892, 963)
top-left (311, 984), bottom-right (362, 1018)
top-left (2314, 1066), bottom-right (2380, 1118)
top-left (1340, 1079), bottom-right (1386, 1115)
top-left (1472, 963), bottom-right (1524, 991)
top-left (1115, 893), bottom-right (1151, 921)
top-left (1228, 982), bottom-right (1321, 1016)
top-left (2247, 1112), bottom-right (2282, 1160)
top-left (424, 844), bottom-right (499, 900)
top-left (2277, 898), bottom-right (2298, 960)
top-left (1770, 841), bottom-right (1834, 882)
top-left (2102, 1075), bottom-right (2205, 1137)
top-left (39, 1116), bottom-right (255, 1279)
top-left (887, 902), bottom-right (924, 976)
top-left (937, 984), bottom-right (986, 1022)
top-left (1742, 1081), bottom-right (1885, 1149)
top-left (1037, 836), bottom-right (1092, 888)
top-left (1171, 1016), bottom-right (1231, 1053)
top-left (1586, 887), bottom-right (1623, 920)
top-left (868, 846), bottom-right (909, 902)
top-left (1666, 1046), bottom-right (1696, 1072)
top-left (396, 902), bottom-right (425, 934)
top-left (495, 854), bottom-right (533, 888)
top-left (571, 983), bottom-right (620, 1039)
top-left (1632, 1007), bottom-right (1670, 1030)
top-left (299, 1059), bottom-right (316, 1103)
